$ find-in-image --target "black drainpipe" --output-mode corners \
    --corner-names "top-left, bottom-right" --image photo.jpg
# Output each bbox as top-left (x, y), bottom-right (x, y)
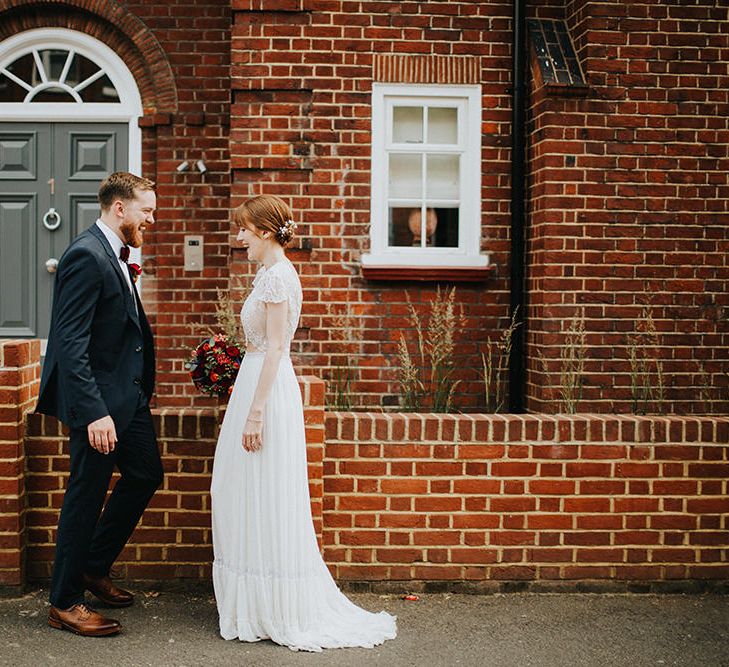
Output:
top-left (508, 0), bottom-right (527, 413)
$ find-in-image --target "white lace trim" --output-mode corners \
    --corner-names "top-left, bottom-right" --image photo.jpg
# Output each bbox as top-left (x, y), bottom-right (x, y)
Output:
top-left (240, 261), bottom-right (302, 352)
top-left (257, 270), bottom-right (287, 303)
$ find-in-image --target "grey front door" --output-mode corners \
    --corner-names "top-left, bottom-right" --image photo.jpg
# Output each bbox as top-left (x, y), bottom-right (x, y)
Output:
top-left (0, 122), bottom-right (128, 340)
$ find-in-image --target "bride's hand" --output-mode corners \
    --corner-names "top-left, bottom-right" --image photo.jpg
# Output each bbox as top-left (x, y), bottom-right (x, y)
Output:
top-left (242, 417), bottom-right (263, 452)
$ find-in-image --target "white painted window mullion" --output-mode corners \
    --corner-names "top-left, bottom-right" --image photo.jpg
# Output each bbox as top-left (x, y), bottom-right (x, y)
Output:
top-left (31, 49), bottom-right (46, 83)
top-left (73, 67), bottom-right (105, 93)
top-left (1, 67), bottom-right (32, 91)
top-left (59, 50), bottom-right (74, 84)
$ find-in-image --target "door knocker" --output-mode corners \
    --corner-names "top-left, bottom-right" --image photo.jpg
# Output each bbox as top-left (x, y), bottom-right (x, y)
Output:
top-left (43, 207), bottom-right (61, 231)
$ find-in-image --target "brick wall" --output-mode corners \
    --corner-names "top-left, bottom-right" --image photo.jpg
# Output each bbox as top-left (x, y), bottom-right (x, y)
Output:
top-left (323, 412), bottom-right (729, 589)
top-left (23, 375), bottom-right (325, 581)
top-left (0, 0), bottom-right (231, 410)
top-left (4, 1), bottom-right (725, 415)
top-left (21, 409), bottom-right (729, 589)
top-left (527, 1), bottom-right (729, 413)
top-left (226, 0), bottom-right (729, 414)
top-left (4, 341), bottom-right (728, 589)
top-left (228, 0), bottom-right (515, 412)
top-left (0, 340), bottom-right (40, 588)
top-left (125, 0), bottom-right (233, 409)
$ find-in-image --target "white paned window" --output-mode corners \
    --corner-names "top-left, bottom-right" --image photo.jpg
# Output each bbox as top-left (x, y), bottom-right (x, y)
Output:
top-left (363, 84), bottom-right (487, 269)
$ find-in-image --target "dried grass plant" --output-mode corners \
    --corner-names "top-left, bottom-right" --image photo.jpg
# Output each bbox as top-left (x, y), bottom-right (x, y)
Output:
top-left (192, 276), bottom-right (247, 345)
top-left (397, 287), bottom-right (464, 412)
top-left (697, 361), bottom-right (712, 413)
top-left (426, 286), bottom-right (464, 412)
top-left (627, 305), bottom-right (665, 414)
top-left (397, 333), bottom-right (423, 411)
top-left (481, 307), bottom-right (521, 412)
top-left (328, 304), bottom-right (363, 410)
top-left (557, 308), bottom-right (587, 414)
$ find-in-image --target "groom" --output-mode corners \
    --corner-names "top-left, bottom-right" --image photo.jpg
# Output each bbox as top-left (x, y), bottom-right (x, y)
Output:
top-left (36, 172), bottom-right (163, 636)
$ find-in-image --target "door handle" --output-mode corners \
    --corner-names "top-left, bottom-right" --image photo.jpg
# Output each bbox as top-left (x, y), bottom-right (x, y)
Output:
top-left (45, 258), bottom-right (58, 273)
top-left (43, 207), bottom-right (61, 231)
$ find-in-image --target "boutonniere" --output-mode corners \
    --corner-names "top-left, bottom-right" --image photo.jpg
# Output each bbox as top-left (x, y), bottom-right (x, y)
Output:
top-left (128, 263), bottom-right (142, 283)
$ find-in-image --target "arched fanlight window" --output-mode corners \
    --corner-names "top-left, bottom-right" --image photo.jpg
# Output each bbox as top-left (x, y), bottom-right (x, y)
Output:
top-left (0, 28), bottom-right (142, 174)
top-left (0, 47), bottom-right (120, 103)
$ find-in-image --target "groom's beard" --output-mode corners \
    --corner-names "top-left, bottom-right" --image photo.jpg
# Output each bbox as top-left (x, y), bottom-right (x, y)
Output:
top-left (120, 222), bottom-right (143, 248)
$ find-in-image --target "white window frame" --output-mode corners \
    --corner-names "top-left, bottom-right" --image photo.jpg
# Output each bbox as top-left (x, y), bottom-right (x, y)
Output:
top-left (0, 28), bottom-right (142, 175)
top-left (363, 83), bottom-right (487, 269)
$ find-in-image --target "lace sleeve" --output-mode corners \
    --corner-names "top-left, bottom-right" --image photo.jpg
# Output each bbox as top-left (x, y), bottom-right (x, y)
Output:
top-left (258, 269), bottom-right (288, 303)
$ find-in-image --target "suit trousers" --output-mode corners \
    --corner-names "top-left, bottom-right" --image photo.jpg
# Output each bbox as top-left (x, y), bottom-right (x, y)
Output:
top-left (49, 392), bottom-right (163, 609)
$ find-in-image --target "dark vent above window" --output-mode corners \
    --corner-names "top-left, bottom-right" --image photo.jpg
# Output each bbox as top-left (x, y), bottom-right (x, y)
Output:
top-left (528, 19), bottom-right (585, 86)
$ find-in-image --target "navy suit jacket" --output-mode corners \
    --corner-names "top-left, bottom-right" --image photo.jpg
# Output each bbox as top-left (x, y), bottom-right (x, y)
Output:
top-left (36, 224), bottom-right (155, 432)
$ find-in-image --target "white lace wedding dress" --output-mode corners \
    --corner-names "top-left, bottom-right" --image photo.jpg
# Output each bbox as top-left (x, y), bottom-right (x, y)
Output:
top-left (211, 259), bottom-right (396, 651)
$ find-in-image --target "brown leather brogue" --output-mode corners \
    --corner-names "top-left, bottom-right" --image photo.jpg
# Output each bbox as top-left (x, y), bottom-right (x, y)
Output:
top-left (82, 573), bottom-right (134, 608)
top-left (48, 603), bottom-right (121, 636)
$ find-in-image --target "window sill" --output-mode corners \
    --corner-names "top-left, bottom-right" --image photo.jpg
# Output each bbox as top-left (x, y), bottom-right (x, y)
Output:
top-left (361, 264), bottom-right (496, 282)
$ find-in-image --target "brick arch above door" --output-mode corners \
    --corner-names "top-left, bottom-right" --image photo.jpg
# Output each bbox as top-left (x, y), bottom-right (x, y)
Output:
top-left (0, 0), bottom-right (177, 114)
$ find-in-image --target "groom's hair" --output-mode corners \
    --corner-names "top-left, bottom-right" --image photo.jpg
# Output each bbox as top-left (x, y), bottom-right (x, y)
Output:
top-left (98, 172), bottom-right (156, 211)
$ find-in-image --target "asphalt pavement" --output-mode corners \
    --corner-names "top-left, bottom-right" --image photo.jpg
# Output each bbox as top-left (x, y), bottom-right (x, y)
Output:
top-left (1, 586), bottom-right (727, 667)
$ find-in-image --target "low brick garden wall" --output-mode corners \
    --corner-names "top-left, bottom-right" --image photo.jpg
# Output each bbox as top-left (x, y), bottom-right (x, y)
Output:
top-left (23, 379), bottom-right (325, 583)
top-left (323, 413), bottom-right (729, 591)
top-left (2, 339), bottom-right (728, 592)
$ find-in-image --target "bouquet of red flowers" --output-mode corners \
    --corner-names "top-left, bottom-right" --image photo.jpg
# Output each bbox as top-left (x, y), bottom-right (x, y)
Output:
top-left (185, 334), bottom-right (243, 397)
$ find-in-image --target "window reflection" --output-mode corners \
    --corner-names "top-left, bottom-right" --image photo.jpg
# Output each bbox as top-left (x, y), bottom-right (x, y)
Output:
top-left (388, 153), bottom-right (422, 199)
top-left (427, 107), bottom-right (458, 144)
top-left (393, 106), bottom-right (423, 143)
top-left (388, 207), bottom-right (459, 248)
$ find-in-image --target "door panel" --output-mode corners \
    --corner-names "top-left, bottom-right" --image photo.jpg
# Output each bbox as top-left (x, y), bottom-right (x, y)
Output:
top-left (67, 129), bottom-right (119, 180)
top-left (69, 194), bottom-right (101, 237)
top-left (0, 130), bottom-right (38, 180)
top-left (0, 194), bottom-right (36, 335)
top-left (0, 124), bottom-right (49, 337)
top-left (0, 121), bottom-right (128, 340)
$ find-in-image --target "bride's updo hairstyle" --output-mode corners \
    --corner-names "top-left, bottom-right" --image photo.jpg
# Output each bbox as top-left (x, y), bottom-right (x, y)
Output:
top-left (233, 195), bottom-right (297, 247)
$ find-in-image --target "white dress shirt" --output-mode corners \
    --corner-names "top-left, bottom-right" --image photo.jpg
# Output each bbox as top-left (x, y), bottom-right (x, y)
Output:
top-left (95, 219), bottom-right (137, 310)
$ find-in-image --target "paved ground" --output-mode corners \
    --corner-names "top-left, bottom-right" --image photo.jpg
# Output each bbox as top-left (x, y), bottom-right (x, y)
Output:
top-left (1, 586), bottom-right (727, 667)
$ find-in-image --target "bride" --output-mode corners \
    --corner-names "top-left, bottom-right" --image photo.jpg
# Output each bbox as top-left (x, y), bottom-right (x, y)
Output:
top-left (210, 195), bottom-right (397, 651)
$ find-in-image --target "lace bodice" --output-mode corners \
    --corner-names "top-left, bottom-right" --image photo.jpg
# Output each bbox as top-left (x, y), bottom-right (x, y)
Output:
top-left (240, 260), bottom-right (302, 352)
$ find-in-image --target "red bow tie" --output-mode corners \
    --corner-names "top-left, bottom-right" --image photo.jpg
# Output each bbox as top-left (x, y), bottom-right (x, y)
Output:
top-left (119, 246), bottom-right (130, 262)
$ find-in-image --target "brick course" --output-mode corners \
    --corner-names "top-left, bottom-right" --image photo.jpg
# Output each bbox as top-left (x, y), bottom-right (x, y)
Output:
top-left (0, 340), bottom-right (40, 588)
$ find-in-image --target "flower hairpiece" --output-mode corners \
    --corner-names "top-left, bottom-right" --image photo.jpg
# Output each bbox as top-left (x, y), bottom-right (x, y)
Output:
top-left (279, 219), bottom-right (297, 234)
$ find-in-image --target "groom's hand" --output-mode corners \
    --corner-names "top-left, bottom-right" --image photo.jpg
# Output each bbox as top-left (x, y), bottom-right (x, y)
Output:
top-left (87, 415), bottom-right (117, 454)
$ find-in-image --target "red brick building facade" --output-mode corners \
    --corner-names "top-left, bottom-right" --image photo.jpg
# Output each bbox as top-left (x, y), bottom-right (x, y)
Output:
top-left (0, 0), bottom-right (727, 415)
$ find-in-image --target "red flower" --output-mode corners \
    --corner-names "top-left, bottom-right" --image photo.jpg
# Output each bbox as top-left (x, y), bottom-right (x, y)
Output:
top-left (128, 263), bottom-right (142, 283)
top-left (187, 335), bottom-right (244, 398)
